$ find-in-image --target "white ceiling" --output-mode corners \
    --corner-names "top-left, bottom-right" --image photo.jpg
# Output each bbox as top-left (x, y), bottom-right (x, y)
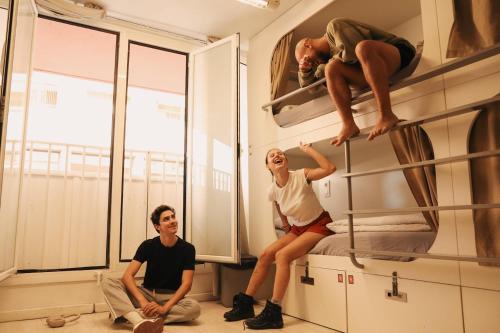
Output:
top-left (295, 0), bottom-right (421, 42)
top-left (73, 0), bottom-right (421, 52)
top-left (82, 0), bottom-right (303, 48)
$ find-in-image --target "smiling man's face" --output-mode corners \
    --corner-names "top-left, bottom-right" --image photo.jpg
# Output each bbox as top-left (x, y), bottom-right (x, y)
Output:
top-left (156, 210), bottom-right (178, 235)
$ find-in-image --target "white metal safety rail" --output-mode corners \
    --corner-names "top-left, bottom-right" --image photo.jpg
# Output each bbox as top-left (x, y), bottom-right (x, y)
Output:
top-left (261, 43), bottom-right (500, 112)
top-left (342, 95), bottom-right (500, 269)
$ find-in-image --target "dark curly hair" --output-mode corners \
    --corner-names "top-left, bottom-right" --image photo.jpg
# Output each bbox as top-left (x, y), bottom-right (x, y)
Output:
top-left (150, 205), bottom-right (176, 232)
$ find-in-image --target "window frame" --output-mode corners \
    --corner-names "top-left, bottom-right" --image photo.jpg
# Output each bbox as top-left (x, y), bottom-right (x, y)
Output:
top-left (16, 14), bottom-right (120, 273)
top-left (118, 40), bottom-right (189, 262)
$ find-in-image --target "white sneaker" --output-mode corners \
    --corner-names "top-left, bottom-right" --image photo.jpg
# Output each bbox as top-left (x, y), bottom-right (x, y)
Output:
top-left (132, 317), bottom-right (164, 333)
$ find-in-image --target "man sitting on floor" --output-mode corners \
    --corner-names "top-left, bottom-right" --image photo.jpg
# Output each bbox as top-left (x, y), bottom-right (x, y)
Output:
top-left (295, 18), bottom-right (416, 145)
top-left (101, 205), bottom-right (200, 333)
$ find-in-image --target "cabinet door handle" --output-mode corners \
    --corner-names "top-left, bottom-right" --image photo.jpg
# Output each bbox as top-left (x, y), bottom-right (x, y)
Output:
top-left (300, 262), bottom-right (315, 285)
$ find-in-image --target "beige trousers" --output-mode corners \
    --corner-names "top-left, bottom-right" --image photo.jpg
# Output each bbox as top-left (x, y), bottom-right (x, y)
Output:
top-left (101, 277), bottom-right (201, 324)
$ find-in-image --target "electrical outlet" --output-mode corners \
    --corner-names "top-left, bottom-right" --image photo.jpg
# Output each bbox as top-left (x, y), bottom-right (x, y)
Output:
top-left (323, 179), bottom-right (331, 198)
top-left (95, 271), bottom-right (103, 285)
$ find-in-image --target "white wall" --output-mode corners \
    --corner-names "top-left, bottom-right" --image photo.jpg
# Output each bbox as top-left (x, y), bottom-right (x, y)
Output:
top-left (389, 15), bottom-right (423, 46)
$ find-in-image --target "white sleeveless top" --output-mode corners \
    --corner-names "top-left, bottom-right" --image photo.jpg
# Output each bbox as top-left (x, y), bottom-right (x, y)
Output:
top-left (268, 169), bottom-right (324, 227)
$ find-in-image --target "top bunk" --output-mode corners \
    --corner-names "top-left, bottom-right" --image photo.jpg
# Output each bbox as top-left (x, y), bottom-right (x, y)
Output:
top-left (262, 0), bottom-right (500, 128)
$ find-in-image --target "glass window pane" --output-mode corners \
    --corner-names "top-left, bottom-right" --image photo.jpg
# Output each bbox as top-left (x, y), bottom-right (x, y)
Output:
top-left (189, 38), bottom-right (238, 260)
top-left (17, 18), bottom-right (117, 270)
top-left (120, 43), bottom-right (187, 260)
top-left (0, 0), bottom-right (36, 275)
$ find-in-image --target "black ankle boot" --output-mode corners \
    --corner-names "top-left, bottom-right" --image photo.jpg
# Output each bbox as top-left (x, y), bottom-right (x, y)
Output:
top-left (224, 292), bottom-right (255, 321)
top-left (244, 300), bottom-right (284, 330)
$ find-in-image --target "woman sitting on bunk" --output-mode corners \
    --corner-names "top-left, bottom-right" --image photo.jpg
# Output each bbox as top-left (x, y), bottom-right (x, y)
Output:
top-left (224, 143), bottom-right (336, 330)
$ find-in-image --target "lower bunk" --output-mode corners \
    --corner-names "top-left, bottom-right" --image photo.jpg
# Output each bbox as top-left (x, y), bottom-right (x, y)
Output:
top-left (279, 220), bottom-right (457, 333)
top-left (281, 252), bottom-right (464, 333)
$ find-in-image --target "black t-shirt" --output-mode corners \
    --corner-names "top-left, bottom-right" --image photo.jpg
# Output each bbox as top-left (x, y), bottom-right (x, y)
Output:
top-left (133, 236), bottom-right (195, 291)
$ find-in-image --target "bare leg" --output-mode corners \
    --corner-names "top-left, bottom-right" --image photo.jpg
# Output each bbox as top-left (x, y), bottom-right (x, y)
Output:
top-left (355, 40), bottom-right (402, 140)
top-left (245, 232), bottom-right (297, 296)
top-left (325, 60), bottom-right (367, 146)
top-left (272, 232), bottom-right (327, 302)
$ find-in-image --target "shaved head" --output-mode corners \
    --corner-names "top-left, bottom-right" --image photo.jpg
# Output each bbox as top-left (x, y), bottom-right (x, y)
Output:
top-left (295, 38), bottom-right (308, 63)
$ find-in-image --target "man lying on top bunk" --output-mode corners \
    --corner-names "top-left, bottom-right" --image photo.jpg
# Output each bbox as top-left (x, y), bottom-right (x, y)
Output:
top-left (294, 18), bottom-right (416, 146)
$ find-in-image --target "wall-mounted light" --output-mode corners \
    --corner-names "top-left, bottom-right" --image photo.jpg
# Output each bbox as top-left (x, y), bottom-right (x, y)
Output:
top-left (237, 0), bottom-right (280, 9)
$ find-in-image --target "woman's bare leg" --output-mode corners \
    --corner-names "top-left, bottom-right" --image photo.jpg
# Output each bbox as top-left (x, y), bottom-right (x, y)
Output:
top-left (271, 232), bottom-right (327, 302)
top-left (245, 232), bottom-right (297, 296)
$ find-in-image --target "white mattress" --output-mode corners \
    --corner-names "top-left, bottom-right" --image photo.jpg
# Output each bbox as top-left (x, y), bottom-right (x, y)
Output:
top-left (309, 231), bottom-right (436, 261)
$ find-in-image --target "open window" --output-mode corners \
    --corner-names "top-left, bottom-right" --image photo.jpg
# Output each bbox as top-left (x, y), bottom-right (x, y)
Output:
top-left (275, 125), bottom-right (437, 261)
top-left (0, 0), bottom-right (36, 281)
top-left (15, 17), bottom-right (118, 271)
top-left (120, 42), bottom-right (188, 262)
top-left (120, 35), bottom-right (242, 265)
top-left (186, 34), bottom-right (241, 264)
top-left (269, 0), bottom-right (423, 127)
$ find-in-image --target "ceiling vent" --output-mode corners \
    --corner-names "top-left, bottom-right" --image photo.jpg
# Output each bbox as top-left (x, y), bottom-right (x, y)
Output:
top-left (35, 0), bottom-right (106, 19)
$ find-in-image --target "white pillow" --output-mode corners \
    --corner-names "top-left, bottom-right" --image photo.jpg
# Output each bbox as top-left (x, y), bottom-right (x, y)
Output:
top-left (327, 223), bottom-right (431, 234)
top-left (332, 214), bottom-right (427, 226)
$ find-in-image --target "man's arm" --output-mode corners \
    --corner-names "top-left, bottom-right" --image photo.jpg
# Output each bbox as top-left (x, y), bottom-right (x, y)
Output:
top-left (298, 64), bottom-right (327, 94)
top-left (298, 67), bottom-right (316, 87)
top-left (159, 269), bottom-right (194, 315)
top-left (122, 260), bottom-right (156, 314)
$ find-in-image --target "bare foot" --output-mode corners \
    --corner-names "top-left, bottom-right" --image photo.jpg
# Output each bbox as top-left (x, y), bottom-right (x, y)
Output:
top-left (330, 123), bottom-right (360, 146)
top-left (367, 114), bottom-right (399, 141)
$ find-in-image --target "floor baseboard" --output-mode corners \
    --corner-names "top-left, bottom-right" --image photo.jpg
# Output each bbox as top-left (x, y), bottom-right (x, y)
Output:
top-left (0, 293), bottom-right (217, 323)
top-left (0, 304), bottom-right (94, 323)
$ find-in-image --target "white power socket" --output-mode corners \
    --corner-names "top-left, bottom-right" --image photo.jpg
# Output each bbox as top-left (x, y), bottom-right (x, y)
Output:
top-left (322, 179), bottom-right (331, 198)
top-left (95, 271), bottom-right (103, 285)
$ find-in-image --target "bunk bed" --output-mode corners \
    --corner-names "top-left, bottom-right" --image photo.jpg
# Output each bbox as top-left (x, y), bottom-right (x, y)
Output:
top-left (276, 213), bottom-right (437, 262)
top-left (263, 43), bottom-right (500, 128)
top-left (267, 43), bottom-right (500, 268)
top-left (275, 94), bottom-right (500, 267)
top-left (342, 94), bottom-right (500, 268)
top-left (309, 214), bottom-right (435, 261)
top-left (257, 2), bottom-right (500, 332)
top-left (279, 81), bottom-right (500, 333)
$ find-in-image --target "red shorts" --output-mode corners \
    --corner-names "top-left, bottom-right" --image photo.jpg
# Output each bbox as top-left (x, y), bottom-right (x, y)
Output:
top-left (290, 211), bottom-right (334, 236)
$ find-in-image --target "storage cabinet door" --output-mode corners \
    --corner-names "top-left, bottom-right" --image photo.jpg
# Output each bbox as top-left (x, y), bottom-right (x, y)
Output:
top-left (347, 272), bottom-right (463, 333)
top-left (282, 264), bottom-right (347, 332)
top-left (462, 287), bottom-right (500, 333)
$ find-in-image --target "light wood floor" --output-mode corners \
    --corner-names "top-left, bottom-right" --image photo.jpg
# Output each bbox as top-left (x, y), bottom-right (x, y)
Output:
top-left (0, 301), bottom-right (337, 333)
